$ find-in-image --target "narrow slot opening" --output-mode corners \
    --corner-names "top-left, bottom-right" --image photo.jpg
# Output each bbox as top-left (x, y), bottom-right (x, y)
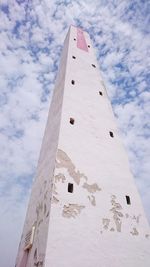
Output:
top-left (72, 56), bottom-right (76, 59)
top-left (70, 118), bottom-right (75, 125)
top-left (109, 131), bottom-right (114, 138)
top-left (92, 64), bottom-right (96, 68)
top-left (74, 38), bottom-right (76, 41)
top-left (68, 183), bottom-right (73, 193)
top-left (99, 91), bottom-right (103, 96)
top-left (71, 80), bottom-right (75, 85)
top-left (126, 195), bottom-right (131, 205)
top-left (88, 45), bottom-right (90, 48)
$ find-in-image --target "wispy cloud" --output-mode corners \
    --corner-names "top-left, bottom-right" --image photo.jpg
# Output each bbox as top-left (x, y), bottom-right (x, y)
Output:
top-left (0, 1), bottom-right (149, 266)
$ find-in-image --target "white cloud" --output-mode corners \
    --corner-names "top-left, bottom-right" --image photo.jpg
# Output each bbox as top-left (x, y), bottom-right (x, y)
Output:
top-left (0, 0), bottom-right (149, 266)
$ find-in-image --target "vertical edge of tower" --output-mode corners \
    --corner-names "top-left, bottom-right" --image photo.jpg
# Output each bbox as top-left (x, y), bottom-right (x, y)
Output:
top-left (15, 28), bottom-right (71, 267)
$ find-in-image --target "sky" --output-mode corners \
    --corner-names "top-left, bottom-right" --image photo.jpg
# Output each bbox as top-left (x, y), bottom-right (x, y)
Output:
top-left (0, 0), bottom-right (150, 266)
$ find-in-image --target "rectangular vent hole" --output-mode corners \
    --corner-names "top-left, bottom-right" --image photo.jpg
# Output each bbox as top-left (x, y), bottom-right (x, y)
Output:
top-left (109, 131), bottom-right (114, 138)
top-left (68, 183), bottom-right (73, 193)
top-left (70, 118), bottom-right (75, 125)
top-left (126, 195), bottom-right (131, 205)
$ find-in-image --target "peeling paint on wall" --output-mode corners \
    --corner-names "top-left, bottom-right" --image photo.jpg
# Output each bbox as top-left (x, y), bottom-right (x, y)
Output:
top-left (62, 204), bottom-right (85, 218)
top-left (55, 173), bottom-right (66, 183)
top-left (56, 149), bottom-right (87, 185)
top-left (88, 195), bottom-right (96, 206)
top-left (102, 218), bottom-right (110, 230)
top-left (110, 195), bottom-right (123, 232)
top-left (130, 228), bottom-right (139, 236)
top-left (52, 196), bottom-right (59, 204)
top-left (83, 182), bottom-right (101, 193)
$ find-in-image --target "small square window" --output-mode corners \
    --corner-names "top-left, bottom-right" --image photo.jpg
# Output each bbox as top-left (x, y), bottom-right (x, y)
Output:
top-left (88, 45), bottom-right (90, 48)
top-left (71, 80), bottom-right (75, 85)
top-left (72, 56), bottom-right (76, 59)
top-left (99, 91), bottom-right (103, 96)
top-left (70, 118), bottom-right (75, 125)
top-left (109, 131), bottom-right (114, 138)
top-left (74, 38), bottom-right (76, 41)
top-left (68, 183), bottom-right (73, 193)
top-left (126, 195), bottom-right (131, 205)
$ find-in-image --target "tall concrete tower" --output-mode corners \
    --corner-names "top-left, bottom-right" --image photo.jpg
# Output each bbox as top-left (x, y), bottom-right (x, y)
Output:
top-left (16, 26), bottom-right (150, 267)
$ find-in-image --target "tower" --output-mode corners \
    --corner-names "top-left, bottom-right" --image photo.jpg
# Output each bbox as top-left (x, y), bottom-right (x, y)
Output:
top-left (16, 26), bottom-right (150, 267)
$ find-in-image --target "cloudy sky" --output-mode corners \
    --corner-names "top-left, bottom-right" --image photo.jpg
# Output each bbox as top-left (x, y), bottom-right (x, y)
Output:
top-left (0, 0), bottom-right (150, 266)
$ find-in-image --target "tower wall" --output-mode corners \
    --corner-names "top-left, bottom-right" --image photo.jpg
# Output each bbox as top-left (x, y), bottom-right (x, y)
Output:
top-left (16, 26), bottom-right (150, 267)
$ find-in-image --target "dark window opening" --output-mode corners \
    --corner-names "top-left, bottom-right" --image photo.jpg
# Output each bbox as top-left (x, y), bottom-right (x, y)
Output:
top-left (74, 38), bottom-right (76, 41)
top-left (99, 91), bottom-right (103, 96)
top-left (126, 195), bottom-right (131, 205)
top-left (109, 131), bottom-right (114, 138)
top-left (72, 56), bottom-right (76, 59)
top-left (88, 45), bottom-right (90, 48)
top-left (68, 183), bottom-right (73, 193)
top-left (71, 80), bottom-right (75, 85)
top-left (70, 118), bottom-right (75, 125)
top-left (92, 64), bottom-right (96, 68)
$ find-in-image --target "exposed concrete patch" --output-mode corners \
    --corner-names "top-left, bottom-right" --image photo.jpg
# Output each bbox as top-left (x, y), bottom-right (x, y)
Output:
top-left (52, 196), bottom-right (59, 204)
top-left (110, 227), bottom-right (115, 232)
top-left (56, 149), bottom-right (87, 185)
top-left (110, 195), bottom-right (123, 232)
top-left (102, 218), bottom-right (110, 230)
top-left (62, 204), bottom-right (85, 218)
top-left (83, 182), bottom-right (101, 193)
top-left (55, 173), bottom-right (66, 183)
top-left (145, 234), bottom-right (149, 239)
top-left (88, 195), bottom-right (96, 206)
top-left (130, 227), bottom-right (139, 236)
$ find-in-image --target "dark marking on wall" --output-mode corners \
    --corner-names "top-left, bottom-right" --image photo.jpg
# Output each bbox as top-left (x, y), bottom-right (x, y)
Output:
top-left (130, 227), bottom-right (139, 236)
top-left (88, 195), bottom-right (96, 206)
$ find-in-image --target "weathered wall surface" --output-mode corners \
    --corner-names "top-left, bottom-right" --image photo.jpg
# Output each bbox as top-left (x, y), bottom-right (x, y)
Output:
top-left (15, 30), bottom-right (70, 267)
top-left (45, 26), bottom-right (150, 267)
top-left (16, 26), bottom-right (150, 267)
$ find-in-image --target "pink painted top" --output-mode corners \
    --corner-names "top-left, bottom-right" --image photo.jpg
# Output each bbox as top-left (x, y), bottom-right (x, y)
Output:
top-left (77, 28), bottom-right (88, 52)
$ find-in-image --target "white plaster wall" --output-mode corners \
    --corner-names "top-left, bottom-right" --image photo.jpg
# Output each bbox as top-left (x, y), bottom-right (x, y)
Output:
top-left (45, 26), bottom-right (150, 267)
top-left (15, 30), bottom-right (70, 267)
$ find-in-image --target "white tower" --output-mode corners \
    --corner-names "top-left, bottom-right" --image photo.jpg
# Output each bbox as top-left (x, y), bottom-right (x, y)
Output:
top-left (16, 26), bottom-right (150, 267)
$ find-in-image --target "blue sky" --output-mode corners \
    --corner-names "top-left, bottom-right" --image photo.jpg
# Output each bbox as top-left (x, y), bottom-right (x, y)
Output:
top-left (0, 0), bottom-right (150, 266)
